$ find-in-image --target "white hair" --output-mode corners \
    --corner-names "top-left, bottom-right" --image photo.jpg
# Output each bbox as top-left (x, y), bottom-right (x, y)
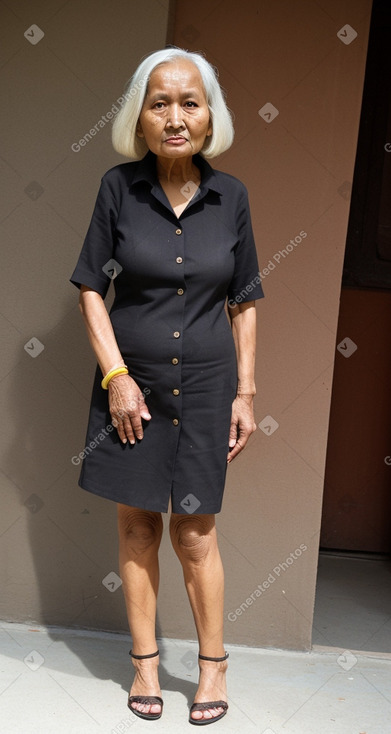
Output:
top-left (112, 47), bottom-right (234, 160)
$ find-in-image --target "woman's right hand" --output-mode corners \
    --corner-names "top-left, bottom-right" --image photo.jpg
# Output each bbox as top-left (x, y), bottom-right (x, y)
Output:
top-left (108, 374), bottom-right (151, 444)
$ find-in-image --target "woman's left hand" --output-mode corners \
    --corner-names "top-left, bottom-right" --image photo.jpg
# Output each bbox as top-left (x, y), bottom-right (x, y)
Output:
top-left (227, 395), bottom-right (257, 463)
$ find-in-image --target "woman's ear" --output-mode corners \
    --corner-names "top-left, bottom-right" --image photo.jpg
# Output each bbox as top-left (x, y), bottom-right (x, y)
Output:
top-left (136, 120), bottom-right (144, 138)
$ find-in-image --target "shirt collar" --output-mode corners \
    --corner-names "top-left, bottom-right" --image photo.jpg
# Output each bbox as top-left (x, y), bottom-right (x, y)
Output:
top-left (131, 150), bottom-right (223, 195)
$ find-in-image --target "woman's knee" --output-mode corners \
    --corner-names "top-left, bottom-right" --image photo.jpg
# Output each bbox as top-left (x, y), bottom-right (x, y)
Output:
top-left (169, 514), bottom-right (216, 563)
top-left (117, 505), bottom-right (163, 552)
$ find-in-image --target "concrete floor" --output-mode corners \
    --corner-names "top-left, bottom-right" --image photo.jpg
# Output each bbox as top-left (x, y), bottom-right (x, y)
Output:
top-left (313, 552), bottom-right (391, 654)
top-left (1, 621), bottom-right (391, 734)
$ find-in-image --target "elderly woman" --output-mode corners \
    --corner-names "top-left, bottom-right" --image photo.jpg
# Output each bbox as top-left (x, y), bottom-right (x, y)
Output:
top-left (70, 47), bottom-right (264, 725)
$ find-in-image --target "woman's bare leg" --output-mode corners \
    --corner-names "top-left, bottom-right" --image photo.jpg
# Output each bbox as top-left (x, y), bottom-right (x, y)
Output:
top-left (169, 513), bottom-right (228, 723)
top-left (117, 504), bottom-right (163, 716)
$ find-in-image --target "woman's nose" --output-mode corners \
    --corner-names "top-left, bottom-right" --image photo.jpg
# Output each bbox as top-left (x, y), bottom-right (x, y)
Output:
top-left (166, 103), bottom-right (184, 128)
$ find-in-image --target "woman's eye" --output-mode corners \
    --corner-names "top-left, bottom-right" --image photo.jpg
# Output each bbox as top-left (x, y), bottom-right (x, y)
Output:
top-left (152, 100), bottom-right (198, 110)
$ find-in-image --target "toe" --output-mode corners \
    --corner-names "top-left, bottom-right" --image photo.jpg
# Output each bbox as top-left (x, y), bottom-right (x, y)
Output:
top-left (191, 706), bottom-right (224, 721)
top-left (131, 701), bottom-right (161, 716)
top-left (131, 701), bottom-right (145, 714)
top-left (205, 707), bottom-right (224, 720)
top-left (150, 703), bottom-right (162, 714)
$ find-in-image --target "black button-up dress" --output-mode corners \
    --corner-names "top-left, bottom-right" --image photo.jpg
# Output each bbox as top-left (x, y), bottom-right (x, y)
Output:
top-left (70, 151), bottom-right (264, 514)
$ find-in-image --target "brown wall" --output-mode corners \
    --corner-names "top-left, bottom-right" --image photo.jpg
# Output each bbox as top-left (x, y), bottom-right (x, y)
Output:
top-left (321, 288), bottom-right (391, 553)
top-left (0, 0), bottom-right (372, 650)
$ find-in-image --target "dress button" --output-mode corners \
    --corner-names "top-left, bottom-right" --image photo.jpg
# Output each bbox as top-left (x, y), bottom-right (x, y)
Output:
top-left (172, 388), bottom-right (180, 396)
top-left (175, 228), bottom-right (182, 235)
top-left (172, 418), bottom-right (179, 426)
top-left (176, 256), bottom-right (183, 263)
top-left (173, 331), bottom-right (180, 338)
top-left (171, 357), bottom-right (179, 365)
top-left (177, 288), bottom-right (184, 296)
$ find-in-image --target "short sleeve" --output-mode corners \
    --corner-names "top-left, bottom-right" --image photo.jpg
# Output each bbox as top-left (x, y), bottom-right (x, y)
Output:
top-left (227, 185), bottom-right (264, 306)
top-left (70, 175), bottom-right (119, 299)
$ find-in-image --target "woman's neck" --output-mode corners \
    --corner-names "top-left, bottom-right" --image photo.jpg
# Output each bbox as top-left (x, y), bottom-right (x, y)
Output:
top-left (156, 155), bottom-right (198, 184)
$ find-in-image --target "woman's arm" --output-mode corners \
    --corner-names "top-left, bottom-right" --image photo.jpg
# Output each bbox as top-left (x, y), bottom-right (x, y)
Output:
top-left (227, 300), bottom-right (257, 463)
top-left (78, 285), bottom-right (151, 444)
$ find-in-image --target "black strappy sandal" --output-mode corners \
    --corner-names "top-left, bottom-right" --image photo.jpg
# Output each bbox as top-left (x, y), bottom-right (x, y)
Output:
top-left (189, 652), bottom-right (229, 726)
top-left (127, 649), bottom-right (163, 721)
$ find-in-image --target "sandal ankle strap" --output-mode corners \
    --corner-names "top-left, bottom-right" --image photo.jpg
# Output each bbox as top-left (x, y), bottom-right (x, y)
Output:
top-left (129, 649), bottom-right (159, 659)
top-left (198, 651), bottom-right (229, 662)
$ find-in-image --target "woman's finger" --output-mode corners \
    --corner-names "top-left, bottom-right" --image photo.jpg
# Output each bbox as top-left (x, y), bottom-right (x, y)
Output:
top-left (111, 412), bottom-right (128, 444)
top-left (121, 415), bottom-right (136, 444)
top-left (127, 410), bottom-right (144, 441)
top-left (227, 417), bottom-right (257, 462)
top-left (131, 395), bottom-right (151, 422)
top-left (228, 420), bottom-right (238, 448)
top-left (227, 440), bottom-right (243, 463)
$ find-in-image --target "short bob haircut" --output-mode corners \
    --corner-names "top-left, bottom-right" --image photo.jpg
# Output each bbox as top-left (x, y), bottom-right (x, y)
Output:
top-left (112, 47), bottom-right (234, 160)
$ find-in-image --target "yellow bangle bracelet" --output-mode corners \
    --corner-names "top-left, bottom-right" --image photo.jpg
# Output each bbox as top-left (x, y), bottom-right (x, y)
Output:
top-left (101, 366), bottom-right (129, 390)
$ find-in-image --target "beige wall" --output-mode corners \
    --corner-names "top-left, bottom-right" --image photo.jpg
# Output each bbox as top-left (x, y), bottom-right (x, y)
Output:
top-left (0, 0), bottom-right (372, 650)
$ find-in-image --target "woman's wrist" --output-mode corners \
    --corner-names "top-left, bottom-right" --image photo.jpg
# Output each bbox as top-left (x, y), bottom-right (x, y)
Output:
top-left (236, 382), bottom-right (256, 397)
top-left (236, 393), bottom-right (255, 403)
top-left (101, 365), bottom-right (129, 390)
top-left (237, 377), bottom-right (256, 394)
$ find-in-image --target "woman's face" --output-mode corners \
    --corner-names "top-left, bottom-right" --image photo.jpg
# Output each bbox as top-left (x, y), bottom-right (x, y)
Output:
top-left (137, 59), bottom-right (212, 159)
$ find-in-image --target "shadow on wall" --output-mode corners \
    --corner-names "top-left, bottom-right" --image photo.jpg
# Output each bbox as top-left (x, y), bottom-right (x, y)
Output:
top-left (2, 293), bottom-right (132, 670)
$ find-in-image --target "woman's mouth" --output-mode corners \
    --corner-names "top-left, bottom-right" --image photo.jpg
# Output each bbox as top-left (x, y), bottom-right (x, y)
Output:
top-left (164, 136), bottom-right (188, 146)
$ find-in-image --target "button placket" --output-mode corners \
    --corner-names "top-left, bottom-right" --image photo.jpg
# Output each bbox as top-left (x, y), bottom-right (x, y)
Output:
top-left (171, 224), bottom-right (185, 429)
top-left (175, 232), bottom-right (185, 297)
top-left (170, 328), bottom-right (182, 425)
